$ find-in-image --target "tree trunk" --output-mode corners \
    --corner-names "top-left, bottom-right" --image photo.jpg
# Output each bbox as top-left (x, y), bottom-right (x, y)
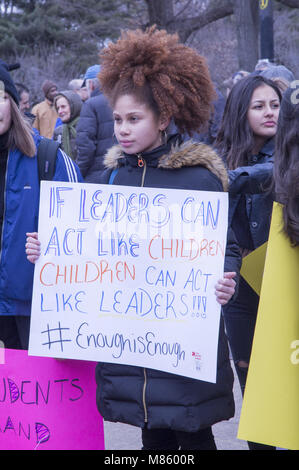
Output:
top-left (259, 0), bottom-right (274, 61)
top-left (234, 0), bottom-right (259, 71)
top-left (145, 0), bottom-right (175, 32)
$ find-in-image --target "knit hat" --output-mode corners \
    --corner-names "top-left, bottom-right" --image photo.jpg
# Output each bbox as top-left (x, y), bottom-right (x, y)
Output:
top-left (54, 90), bottom-right (82, 122)
top-left (42, 79), bottom-right (57, 97)
top-left (261, 65), bottom-right (295, 84)
top-left (0, 60), bottom-right (19, 104)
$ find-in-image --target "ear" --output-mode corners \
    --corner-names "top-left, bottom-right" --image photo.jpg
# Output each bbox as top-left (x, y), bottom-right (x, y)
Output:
top-left (159, 115), bottom-right (171, 132)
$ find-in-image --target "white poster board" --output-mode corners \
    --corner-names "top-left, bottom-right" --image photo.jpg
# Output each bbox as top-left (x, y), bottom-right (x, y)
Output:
top-left (29, 181), bottom-right (228, 383)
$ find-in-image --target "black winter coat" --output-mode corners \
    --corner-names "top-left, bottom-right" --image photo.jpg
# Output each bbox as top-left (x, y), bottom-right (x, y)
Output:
top-left (75, 93), bottom-right (116, 182)
top-left (227, 139), bottom-right (275, 250)
top-left (95, 135), bottom-right (241, 432)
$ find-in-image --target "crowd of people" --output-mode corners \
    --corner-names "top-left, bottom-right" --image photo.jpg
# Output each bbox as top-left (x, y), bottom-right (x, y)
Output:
top-left (0, 25), bottom-right (298, 451)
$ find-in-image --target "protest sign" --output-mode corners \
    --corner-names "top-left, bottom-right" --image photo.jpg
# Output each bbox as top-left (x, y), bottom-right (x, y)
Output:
top-left (0, 349), bottom-right (104, 450)
top-left (240, 242), bottom-right (267, 295)
top-left (29, 181), bottom-right (228, 383)
top-left (238, 203), bottom-right (299, 450)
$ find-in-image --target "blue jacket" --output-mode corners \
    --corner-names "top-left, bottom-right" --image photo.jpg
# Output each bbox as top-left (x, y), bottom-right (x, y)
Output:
top-left (0, 133), bottom-right (83, 316)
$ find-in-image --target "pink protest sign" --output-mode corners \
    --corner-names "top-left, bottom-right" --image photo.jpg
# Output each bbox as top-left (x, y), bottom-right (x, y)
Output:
top-left (0, 349), bottom-right (104, 450)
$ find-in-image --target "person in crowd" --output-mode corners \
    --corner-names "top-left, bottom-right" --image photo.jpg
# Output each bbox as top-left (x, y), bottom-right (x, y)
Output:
top-left (92, 27), bottom-right (241, 450)
top-left (15, 82), bottom-right (35, 124)
top-left (254, 59), bottom-right (275, 73)
top-left (0, 61), bottom-right (82, 350)
top-left (223, 70), bottom-right (249, 97)
top-left (26, 27), bottom-right (241, 450)
top-left (261, 65), bottom-right (295, 95)
top-left (273, 84), bottom-right (299, 245)
top-left (76, 65), bottom-right (115, 182)
top-left (53, 90), bottom-right (83, 161)
top-left (68, 78), bottom-right (89, 102)
top-left (189, 88), bottom-right (226, 145)
top-left (261, 64), bottom-right (295, 85)
top-left (214, 74), bottom-right (282, 450)
top-left (82, 64), bottom-right (101, 98)
top-left (32, 79), bottom-right (58, 138)
top-left (15, 83), bottom-right (30, 114)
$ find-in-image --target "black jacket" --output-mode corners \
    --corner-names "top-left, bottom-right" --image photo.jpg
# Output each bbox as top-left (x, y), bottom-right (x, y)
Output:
top-left (75, 92), bottom-right (115, 182)
top-left (95, 135), bottom-right (241, 432)
top-left (227, 139), bottom-right (275, 250)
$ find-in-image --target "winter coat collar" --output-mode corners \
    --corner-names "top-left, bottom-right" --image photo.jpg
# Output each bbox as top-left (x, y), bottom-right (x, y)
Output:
top-left (104, 134), bottom-right (229, 191)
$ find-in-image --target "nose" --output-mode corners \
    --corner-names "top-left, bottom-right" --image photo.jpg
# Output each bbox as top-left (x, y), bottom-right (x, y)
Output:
top-left (119, 121), bottom-right (130, 135)
top-left (264, 104), bottom-right (274, 116)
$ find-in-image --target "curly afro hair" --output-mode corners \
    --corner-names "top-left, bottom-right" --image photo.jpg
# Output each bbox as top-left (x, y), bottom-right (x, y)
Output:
top-left (98, 26), bottom-right (215, 136)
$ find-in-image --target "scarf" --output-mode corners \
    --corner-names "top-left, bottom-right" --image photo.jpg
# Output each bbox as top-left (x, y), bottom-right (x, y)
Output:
top-left (61, 116), bottom-right (80, 160)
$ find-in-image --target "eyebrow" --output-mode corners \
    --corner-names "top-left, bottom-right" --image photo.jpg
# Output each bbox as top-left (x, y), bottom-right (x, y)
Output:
top-left (251, 99), bottom-right (280, 104)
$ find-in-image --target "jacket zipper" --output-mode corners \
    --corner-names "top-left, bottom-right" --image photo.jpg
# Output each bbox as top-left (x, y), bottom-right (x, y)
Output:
top-left (138, 154), bottom-right (148, 423)
top-left (137, 154), bottom-right (147, 187)
top-left (0, 151), bottom-right (9, 264)
top-left (143, 368), bottom-right (148, 423)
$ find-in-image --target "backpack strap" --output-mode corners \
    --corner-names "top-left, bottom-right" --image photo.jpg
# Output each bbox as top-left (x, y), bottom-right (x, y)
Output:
top-left (109, 168), bottom-right (118, 184)
top-left (37, 138), bottom-right (60, 182)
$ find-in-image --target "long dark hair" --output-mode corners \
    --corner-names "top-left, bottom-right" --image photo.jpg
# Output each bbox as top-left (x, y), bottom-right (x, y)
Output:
top-left (273, 86), bottom-right (299, 245)
top-left (7, 95), bottom-right (36, 157)
top-left (215, 75), bottom-right (282, 169)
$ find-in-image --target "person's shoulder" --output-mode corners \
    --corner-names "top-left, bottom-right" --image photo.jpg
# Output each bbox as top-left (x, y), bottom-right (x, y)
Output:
top-left (32, 100), bottom-right (45, 112)
top-left (54, 148), bottom-right (83, 183)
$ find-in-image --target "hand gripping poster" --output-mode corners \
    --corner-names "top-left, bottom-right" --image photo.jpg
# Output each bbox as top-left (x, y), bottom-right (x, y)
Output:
top-left (29, 181), bottom-right (228, 384)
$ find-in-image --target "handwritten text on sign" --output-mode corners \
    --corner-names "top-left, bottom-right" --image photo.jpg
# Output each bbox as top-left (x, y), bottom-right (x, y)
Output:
top-left (0, 349), bottom-right (104, 450)
top-left (29, 182), bottom-right (228, 383)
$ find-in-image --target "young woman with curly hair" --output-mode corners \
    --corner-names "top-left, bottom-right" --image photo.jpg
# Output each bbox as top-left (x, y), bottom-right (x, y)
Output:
top-left (89, 27), bottom-right (242, 450)
top-left (26, 27), bottom-right (241, 449)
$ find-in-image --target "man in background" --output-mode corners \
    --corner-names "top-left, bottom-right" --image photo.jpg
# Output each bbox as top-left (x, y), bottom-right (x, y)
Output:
top-left (76, 64), bottom-right (115, 182)
top-left (68, 78), bottom-right (89, 102)
top-left (32, 79), bottom-right (58, 138)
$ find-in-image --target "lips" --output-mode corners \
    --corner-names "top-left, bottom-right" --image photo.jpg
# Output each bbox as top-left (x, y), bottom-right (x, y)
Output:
top-left (263, 121), bottom-right (277, 127)
top-left (120, 140), bottom-right (134, 147)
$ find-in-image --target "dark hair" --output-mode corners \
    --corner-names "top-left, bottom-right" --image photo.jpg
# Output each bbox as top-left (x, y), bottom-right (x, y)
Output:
top-left (15, 83), bottom-right (29, 95)
top-left (273, 85), bottom-right (299, 245)
top-left (7, 95), bottom-right (36, 157)
top-left (215, 75), bottom-right (282, 169)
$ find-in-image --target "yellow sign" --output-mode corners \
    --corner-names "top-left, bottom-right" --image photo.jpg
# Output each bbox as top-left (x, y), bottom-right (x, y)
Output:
top-left (238, 203), bottom-right (299, 450)
top-left (259, 0), bottom-right (269, 10)
top-left (240, 242), bottom-right (268, 296)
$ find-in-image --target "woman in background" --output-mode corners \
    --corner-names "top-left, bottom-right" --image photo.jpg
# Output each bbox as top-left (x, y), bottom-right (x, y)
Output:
top-left (215, 74), bottom-right (282, 450)
top-left (0, 60), bottom-right (82, 350)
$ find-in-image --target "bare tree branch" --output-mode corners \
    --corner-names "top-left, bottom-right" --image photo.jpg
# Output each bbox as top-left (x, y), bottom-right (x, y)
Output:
top-left (171, 0), bottom-right (234, 41)
top-left (276, 0), bottom-right (299, 7)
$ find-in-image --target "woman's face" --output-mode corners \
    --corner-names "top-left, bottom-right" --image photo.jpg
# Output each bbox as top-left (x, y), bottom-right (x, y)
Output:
top-left (113, 94), bottom-right (168, 155)
top-left (56, 96), bottom-right (71, 122)
top-left (0, 92), bottom-right (12, 135)
top-left (247, 84), bottom-right (280, 145)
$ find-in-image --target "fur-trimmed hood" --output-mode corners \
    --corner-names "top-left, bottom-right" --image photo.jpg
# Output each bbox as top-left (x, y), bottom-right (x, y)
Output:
top-left (103, 140), bottom-right (229, 191)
